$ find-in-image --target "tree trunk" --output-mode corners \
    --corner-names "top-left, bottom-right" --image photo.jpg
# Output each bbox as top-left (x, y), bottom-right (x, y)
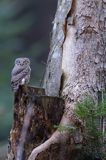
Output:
top-left (29, 0), bottom-right (105, 159)
top-left (7, 86), bottom-right (64, 160)
top-left (8, 0), bottom-right (106, 160)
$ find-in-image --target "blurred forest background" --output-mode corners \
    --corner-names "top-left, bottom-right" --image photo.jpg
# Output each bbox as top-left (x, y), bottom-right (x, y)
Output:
top-left (0, 0), bottom-right (57, 147)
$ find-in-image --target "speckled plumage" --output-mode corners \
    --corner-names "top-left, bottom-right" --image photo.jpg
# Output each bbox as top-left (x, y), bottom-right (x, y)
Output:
top-left (11, 58), bottom-right (31, 92)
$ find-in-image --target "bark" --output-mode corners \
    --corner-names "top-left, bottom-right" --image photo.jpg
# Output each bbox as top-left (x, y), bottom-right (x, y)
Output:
top-left (35, 0), bottom-right (105, 159)
top-left (43, 0), bottom-right (73, 96)
top-left (44, 0), bottom-right (106, 122)
top-left (7, 85), bottom-right (64, 160)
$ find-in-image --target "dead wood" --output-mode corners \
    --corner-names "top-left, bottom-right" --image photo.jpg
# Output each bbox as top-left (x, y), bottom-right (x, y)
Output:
top-left (7, 85), bottom-right (64, 160)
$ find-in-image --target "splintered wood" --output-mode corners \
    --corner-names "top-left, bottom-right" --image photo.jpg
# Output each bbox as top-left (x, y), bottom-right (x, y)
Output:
top-left (7, 85), bottom-right (64, 160)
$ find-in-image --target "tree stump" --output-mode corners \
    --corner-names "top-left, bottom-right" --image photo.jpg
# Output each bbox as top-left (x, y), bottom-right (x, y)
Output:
top-left (7, 85), bottom-right (64, 160)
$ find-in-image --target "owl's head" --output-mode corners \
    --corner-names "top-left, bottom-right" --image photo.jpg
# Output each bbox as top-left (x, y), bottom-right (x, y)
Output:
top-left (15, 58), bottom-right (30, 66)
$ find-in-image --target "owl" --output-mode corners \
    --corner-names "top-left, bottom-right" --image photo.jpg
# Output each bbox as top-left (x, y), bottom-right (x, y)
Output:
top-left (11, 57), bottom-right (31, 92)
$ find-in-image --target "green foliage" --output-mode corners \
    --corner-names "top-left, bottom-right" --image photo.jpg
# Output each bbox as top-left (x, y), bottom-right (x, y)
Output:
top-left (75, 95), bottom-right (106, 160)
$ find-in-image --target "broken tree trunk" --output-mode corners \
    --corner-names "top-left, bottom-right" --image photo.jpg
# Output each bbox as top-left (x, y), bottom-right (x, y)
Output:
top-left (7, 85), bottom-right (64, 160)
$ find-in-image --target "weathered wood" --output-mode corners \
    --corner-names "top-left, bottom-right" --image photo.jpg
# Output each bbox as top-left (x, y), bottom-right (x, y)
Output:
top-left (7, 85), bottom-right (64, 160)
top-left (43, 0), bottom-right (73, 96)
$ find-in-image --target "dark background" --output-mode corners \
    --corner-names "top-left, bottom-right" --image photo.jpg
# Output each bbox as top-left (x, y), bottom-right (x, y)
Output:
top-left (0, 0), bottom-right (57, 145)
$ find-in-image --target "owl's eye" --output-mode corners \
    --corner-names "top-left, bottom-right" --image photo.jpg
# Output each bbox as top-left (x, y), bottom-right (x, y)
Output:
top-left (25, 61), bottom-right (28, 65)
top-left (23, 60), bottom-right (28, 65)
top-left (15, 60), bottom-right (20, 65)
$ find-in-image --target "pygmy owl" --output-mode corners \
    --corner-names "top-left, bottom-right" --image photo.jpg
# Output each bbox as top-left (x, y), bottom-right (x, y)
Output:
top-left (11, 57), bottom-right (31, 92)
